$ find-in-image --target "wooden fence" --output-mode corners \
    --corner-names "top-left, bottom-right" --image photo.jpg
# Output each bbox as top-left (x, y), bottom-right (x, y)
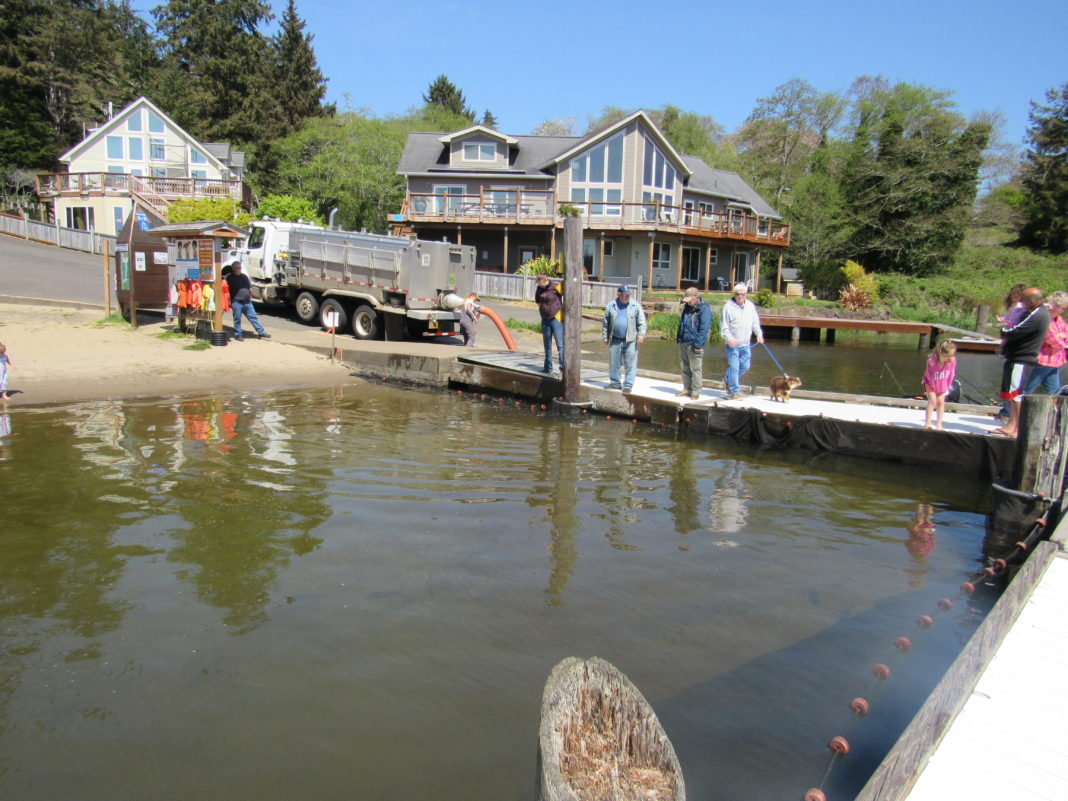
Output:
top-left (0, 211), bottom-right (116, 255)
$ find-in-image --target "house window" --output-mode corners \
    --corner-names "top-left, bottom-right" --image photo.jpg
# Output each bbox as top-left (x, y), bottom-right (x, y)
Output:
top-left (106, 136), bottom-right (123, 159)
top-left (190, 147), bottom-right (207, 164)
top-left (603, 240), bottom-right (614, 257)
top-left (431, 184), bottom-right (466, 213)
top-left (462, 141), bottom-right (496, 161)
top-left (642, 191), bottom-right (675, 221)
top-left (130, 168), bottom-right (143, 177)
top-left (642, 137), bottom-right (676, 195)
top-left (583, 240), bottom-right (595, 272)
top-left (150, 167), bottom-right (166, 178)
top-left (709, 248), bottom-right (718, 265)
top-left (148, 110), bottom-right (165, 133)
top-left (113, 206), bottom-right (125, 234)
top-left (191, 169), bottom-right (207, 179)
top-left (570, 132), bottom-right (624, 216)
top-left (682, 247), bottom-right (702, 282)
top-left (107, 166), bottom-right (124, 173)
top-left (653, 242), bottom-right (671, 270)
top-left (128, 138), bottom-right (143, 160)
top-left (486, 188), bottom-right (517, 214)
top-left (127, 110), bottom-right (142, 132)
top-left (150, 138), bottom-right (165, 160)
top-left (65, 206), bottom-right (95, 231)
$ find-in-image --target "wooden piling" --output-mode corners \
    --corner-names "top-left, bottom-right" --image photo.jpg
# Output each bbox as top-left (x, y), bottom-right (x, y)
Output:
top-left (1013, 394), bottom-right (1067, 496)
top-left (562, 216), bottom-right (583, 404)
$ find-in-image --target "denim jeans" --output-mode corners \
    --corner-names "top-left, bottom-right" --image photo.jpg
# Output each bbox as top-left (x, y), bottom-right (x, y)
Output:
top-left (724, 344), bottom-right (752, 394)
top-left (232, 299), bottom-right (265, 338)
top-left (1023, 365), bottom-right (1063, 395)
top-left (541, 317), bottom-right (564, 371)
top-left (609, 337), bottom-right (637, 389)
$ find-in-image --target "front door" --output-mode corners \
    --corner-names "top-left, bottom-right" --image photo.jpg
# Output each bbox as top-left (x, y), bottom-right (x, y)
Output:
top-left (733, 251), bottom-right (749, 287)
top-left (682, 246), bottom-right (702, 284)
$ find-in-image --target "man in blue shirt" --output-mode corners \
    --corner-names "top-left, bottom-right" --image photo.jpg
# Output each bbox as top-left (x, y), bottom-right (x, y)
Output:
top-left (675, 287), bottom-right (712, 400)
top-left (601, 284), bottom-right (647, 392)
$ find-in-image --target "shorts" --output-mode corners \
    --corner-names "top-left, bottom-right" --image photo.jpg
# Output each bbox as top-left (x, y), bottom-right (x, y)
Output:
top-left (999, 361), bottom-right (1030, 403)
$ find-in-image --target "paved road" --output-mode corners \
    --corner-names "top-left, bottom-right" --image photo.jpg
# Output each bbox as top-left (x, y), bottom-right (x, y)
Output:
top-left (0, 234), bottom-right (545, 346)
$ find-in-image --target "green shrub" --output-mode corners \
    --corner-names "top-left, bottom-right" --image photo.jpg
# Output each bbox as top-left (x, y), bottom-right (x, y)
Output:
top-left (516, 255), bottom-right (561, 277)
top-left (754, 288), bottom-right (775, 308)
top-left (798, 261), bottom-right (845, 299)
top-left (841, 260), bottom-right (878, 303)
top-left (647, 312), bottom-right (680, 339)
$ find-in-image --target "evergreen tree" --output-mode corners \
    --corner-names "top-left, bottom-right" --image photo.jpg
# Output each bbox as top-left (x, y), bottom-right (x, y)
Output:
top-left (841, 82), bottom-right (989, 275)
top-left (480, 109), bottom-right (497, 129)
top-left (1018, 83), bottom-right (1068, 253)
top-left (422, 74), bottom-right (474, 121)
top-left (153, 0), bottom-right (275, 145)
top-left (272, 0), bottom-right (331, 137)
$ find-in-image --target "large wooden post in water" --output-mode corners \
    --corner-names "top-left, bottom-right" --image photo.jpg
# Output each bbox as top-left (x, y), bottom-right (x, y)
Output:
top-left (1013, 395), bottom-right (1068, 497)
top-left (562, 215), bottom-right (583, 403)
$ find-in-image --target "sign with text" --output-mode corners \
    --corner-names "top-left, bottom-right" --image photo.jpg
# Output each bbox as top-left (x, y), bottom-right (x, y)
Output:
top-left (198, 238), bottom-right (215, 280)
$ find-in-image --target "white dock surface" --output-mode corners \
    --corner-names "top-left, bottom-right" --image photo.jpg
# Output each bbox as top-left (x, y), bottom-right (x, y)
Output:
top-left (905, 553), bottom-right (1068, 801)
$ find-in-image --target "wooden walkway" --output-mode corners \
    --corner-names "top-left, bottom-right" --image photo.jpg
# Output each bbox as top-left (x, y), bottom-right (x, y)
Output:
top-left (904, 550), bottom-right (1068, 801)
top-left (463, 350), bottom-right (1005, 437)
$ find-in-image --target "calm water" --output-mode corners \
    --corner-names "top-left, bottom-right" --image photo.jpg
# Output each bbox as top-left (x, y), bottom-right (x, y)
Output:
top-left (0, 380), bottom-right (999, 801)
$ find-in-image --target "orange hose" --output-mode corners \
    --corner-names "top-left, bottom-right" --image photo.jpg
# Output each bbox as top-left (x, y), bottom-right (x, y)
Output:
top-left (478, 306), bottom-right (518, 351)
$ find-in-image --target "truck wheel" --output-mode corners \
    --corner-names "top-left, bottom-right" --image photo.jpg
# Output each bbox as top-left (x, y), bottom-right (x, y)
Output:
top-left (351, 304), bottom-right (379, 340)
top-left (319, 298), bottom-right (348, 332)
top-left (294, 291), bottom-right (319, 323)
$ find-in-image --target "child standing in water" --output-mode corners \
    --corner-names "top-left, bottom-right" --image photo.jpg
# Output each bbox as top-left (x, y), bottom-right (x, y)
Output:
top-left (0, 342), bottom-right (13, 401)
top-left (922, 340), bottom-right (957, 430)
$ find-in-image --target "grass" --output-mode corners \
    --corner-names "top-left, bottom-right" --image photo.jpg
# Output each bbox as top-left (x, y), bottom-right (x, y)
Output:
top-left (183, 340), bottom-right (213, 351)
top-left (154, 328), bottom-right (193, 341)
top-left (91, 313), bottom-right (128, 328)
top-left (505, 318), bottom-right (541, 334)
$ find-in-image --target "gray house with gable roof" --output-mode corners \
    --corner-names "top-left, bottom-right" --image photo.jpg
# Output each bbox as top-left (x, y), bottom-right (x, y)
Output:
top-left (391, 110), bottom-right (789, 291)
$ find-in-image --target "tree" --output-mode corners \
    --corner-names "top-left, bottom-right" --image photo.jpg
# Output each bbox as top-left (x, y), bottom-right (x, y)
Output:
top-left (166, 196), bottom-right (244, 224)
top-left (1018, 83), bottom-right (1068, 253)
top-left (841, 81), bottom-right (990, 275)
top-left (781, 144), bottom-right (854, 270)
top-left (153, 0), bottom-right (276, 145)
top-left (422, 74), bottom-right (474, 121)
top-left (533, 117), bottom-right (576, 136)
top-left (734, 78), bottom-right (845, 207)
top-left (271, 0), bottom-right (331, 137)
top-left (480, 109), bottom-right (498, 129)
top-left (255, 193), bottom-right (323, 224)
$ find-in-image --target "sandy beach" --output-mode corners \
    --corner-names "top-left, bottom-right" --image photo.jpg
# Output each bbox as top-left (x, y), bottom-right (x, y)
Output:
top-left (0, 303), bottom-right (358, 407)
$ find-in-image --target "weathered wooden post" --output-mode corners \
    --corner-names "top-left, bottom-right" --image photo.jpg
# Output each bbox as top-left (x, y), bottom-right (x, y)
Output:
top-left (975, 304), bottom-right (991, 335)
top-left (102, 239), bottom-right (111, 317)
top-left (1013, 395), bottom-right (1067, 497)
top-left (562, 214), bottom-right (583, 403)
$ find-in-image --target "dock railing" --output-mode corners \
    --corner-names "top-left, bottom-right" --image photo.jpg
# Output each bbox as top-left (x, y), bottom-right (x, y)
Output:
top-left (474, 271), bottom-right (642, 309)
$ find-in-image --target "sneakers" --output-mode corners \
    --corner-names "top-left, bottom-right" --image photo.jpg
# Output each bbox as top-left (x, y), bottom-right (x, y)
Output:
top-left (233, 335), bottom-right (244, 341)
top-left (258, 332), bottom-right (271, 339)
top-left (608, 383), bottom-right (622, 390)
top-left (622, 386), bottom-right (633, 393)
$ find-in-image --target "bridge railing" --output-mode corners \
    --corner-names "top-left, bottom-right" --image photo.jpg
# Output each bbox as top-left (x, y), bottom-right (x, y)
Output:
top-left (0, 211), bottom-right (117, 255)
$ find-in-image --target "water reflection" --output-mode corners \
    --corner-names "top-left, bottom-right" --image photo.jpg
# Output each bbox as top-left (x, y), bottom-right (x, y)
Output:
top-left (904, 503), bottom-right (938, 588)
top-left (0, 385), bottom-right (998, 801)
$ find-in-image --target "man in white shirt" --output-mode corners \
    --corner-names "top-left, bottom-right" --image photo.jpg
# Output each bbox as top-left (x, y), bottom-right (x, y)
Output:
top-left (719, 283), bottom-right (763, 399)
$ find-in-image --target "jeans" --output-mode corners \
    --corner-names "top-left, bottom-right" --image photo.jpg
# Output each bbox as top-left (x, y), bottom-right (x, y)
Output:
top-left (232, 299), bottom-right (265, 338)
top-left (679, 342), bottom-right (704, 395)
top-left (1023, 365), bottom-right (1063, 395)
top-left (609, 337), bottom-right (637, 389)
top-left (724, 344), bottom-right (752, 394)
top-left (541, 317), bottom-right (564, 371)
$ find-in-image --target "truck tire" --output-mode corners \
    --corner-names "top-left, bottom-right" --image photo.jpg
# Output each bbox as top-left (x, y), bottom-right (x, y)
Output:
top-left (294, 291), bottom-right (320, 323)
top-left (319, 298), bottom-right (348, 332)
top-left (351, 304), bottom-right (380, 340)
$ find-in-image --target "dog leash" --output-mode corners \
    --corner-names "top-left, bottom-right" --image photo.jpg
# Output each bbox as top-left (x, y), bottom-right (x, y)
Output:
top-left (760, 342), bottom-right (789, 377)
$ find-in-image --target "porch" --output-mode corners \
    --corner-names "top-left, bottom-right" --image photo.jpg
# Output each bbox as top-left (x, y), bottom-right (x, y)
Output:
top-left (36, 172), bottom-right (251, 208)
top-left (398, 190), bottom-right (790, 247)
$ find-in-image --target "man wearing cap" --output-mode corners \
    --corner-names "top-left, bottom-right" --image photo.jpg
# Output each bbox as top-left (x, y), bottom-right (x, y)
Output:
top-left (676, 287), bottom-right (712, 400)
top-left (602, 284), bottom-right (647, 392)
top-left (720, 283), bottom-right (763, 399)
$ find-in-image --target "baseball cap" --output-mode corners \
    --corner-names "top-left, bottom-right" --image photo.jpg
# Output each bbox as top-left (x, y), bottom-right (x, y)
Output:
top-left (617, 284), bottom-right (631, 294)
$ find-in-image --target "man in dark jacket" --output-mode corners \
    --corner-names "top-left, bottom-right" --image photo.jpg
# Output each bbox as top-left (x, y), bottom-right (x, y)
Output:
top-left (224, 262), bottom-right (270, 341)
top-left (675, 287), bottom-right (712, 400)
top-left (995, 287), bottom-right (1050, 436)
top-left (534, 274), bottom-right (564, 373)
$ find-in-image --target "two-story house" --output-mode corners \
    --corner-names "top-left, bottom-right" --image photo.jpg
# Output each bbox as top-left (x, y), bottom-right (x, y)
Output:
top-left (36, 96), bottom-right (250, 235)
top-left (393, 110), bottom-right (788, 292)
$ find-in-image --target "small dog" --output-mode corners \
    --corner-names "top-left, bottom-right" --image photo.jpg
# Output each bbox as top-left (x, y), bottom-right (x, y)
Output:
top-left (769, 375), bottom-right (802, 402)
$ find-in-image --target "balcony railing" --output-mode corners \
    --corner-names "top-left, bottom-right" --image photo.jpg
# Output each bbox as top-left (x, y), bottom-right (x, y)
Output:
top-left (403, 191), bottom-right (790, 245)
top-left (36, 172), bottom-right (248, 206)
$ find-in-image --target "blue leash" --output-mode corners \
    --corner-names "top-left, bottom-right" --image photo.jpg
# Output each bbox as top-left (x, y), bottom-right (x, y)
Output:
top-left (760, 342), bottom-right (789, 377)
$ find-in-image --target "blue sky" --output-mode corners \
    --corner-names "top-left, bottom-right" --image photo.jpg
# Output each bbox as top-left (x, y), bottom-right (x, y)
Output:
top-left (274, 0), bottom-right (1063, 150)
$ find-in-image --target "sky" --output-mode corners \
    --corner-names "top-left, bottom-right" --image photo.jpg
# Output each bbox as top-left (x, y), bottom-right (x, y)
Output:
top-left (271, 0), bottom-right (1065, 152)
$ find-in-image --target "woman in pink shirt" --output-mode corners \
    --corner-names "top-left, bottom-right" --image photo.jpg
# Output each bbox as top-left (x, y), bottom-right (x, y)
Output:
top-left (1023, 291), bottom-right (1068, 395)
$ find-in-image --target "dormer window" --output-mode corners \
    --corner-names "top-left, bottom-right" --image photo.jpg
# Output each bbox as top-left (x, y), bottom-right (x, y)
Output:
top-left (463, 142), bottom-right (496, 161)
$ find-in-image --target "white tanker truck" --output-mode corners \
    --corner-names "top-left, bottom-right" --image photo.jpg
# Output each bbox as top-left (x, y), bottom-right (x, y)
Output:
top-left (229, 219), bottom-right (476, 340)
